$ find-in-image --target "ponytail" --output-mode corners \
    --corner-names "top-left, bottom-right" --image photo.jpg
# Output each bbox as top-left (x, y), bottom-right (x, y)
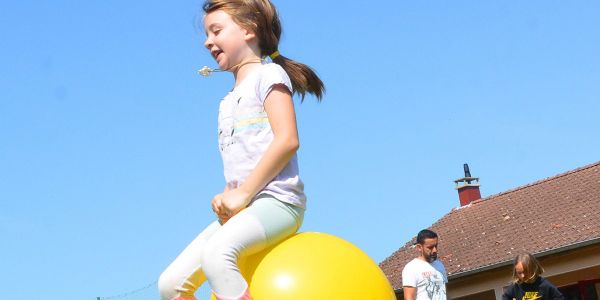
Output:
top-left (271, 54), bottom-right (325, 102)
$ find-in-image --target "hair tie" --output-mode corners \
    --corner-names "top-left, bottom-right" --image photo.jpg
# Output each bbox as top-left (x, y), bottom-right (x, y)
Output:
top-left (269, 51), bottom-right (280, 60)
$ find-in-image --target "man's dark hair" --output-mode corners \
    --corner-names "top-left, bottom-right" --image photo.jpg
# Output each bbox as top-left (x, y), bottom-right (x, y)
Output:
top-left (416, 229), bottom-right (438, 245)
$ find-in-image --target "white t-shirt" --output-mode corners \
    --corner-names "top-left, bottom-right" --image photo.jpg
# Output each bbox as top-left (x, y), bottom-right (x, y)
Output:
top-left (217, 63), bottom-right (306, 208)
top-left (402, 258), bottom-right (448, 300)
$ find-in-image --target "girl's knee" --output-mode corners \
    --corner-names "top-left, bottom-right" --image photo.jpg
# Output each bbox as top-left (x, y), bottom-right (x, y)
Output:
top-left (158, 269), bottom-right (195, 300)
top-left (158, 270), bottom-right (180, 300)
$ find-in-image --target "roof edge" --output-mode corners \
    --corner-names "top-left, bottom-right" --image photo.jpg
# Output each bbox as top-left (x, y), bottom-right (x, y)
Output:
top-left (446, 237), bottom-right (600, 280)
top-left (393, 237), bottom-right (600, 293)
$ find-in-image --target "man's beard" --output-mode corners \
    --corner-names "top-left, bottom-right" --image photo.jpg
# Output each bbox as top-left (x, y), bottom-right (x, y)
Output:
top-left (425, 252), bottom-right (437, 263)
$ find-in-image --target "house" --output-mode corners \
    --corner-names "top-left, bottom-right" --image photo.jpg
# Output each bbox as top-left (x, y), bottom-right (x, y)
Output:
top-left (380, 162), bottom-right (600, 299)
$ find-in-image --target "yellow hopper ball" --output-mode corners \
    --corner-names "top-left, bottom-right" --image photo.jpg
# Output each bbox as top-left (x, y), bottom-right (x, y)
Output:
top-left (210, 232), bottom-right (395, 300)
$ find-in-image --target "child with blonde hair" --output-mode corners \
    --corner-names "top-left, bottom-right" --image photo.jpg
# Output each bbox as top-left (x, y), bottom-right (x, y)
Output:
top-left (502, 253), bottom-right (564, 300)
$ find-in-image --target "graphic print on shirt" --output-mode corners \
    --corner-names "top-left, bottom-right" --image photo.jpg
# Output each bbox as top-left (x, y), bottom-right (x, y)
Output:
top-left (218, 95), bottom-right (270, 152)
top-left (218, 96), bottom-right (237, 151)
top-left (233, 107), bottom-right (269, 133)
top-left (522, 292), bottom-right (542, 300)
top-left (422, 270), bottom-right (444, 299)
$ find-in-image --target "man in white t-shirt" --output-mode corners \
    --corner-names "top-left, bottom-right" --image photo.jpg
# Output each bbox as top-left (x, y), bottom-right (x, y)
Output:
top-left (402, 229), bottom-right (448, 300)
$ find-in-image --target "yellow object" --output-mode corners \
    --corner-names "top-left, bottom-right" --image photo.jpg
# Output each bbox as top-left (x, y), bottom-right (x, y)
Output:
top-left (211, 232), bottom-right (395, 300)
top-left (269, 51), bottom-right (280, 60)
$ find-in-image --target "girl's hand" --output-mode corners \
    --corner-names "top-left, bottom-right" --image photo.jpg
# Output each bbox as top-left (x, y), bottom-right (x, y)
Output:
top-left (220, 188), bottom-right (252, 218)
top-left (211, 193), bottom-right (231, 224)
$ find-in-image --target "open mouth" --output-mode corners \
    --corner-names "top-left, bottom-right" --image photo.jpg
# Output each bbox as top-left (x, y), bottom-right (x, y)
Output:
top-left (211, 49), bottom-right (223, 60)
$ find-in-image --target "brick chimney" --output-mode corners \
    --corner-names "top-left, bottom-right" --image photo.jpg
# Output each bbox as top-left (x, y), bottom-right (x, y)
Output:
top-left (454, 163), bottom-right (481, 206)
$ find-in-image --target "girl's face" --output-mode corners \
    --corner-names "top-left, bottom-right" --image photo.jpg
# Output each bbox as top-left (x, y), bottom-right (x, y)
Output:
top-left (203, 10), bottom-right (256, 71)
top-left (515, 262), bottom-right (534, 283)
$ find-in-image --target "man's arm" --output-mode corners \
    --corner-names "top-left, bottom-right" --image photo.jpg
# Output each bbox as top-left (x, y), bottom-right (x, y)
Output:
top-left (403, 286), bottom-right (416, 300)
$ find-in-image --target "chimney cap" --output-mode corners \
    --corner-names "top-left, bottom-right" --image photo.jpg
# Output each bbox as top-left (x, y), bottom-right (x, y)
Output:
top-left (463, 163), bottom-right (472, 178)
top-left (454, 177), bottom-right (480, 184)
top-left (454, 163), bottom-right (479, 184)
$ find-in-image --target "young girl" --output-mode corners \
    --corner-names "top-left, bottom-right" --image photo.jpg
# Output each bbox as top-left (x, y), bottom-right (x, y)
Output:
top-left (158, 1), bottom-right (324, 300)
top-left (502, 253), bottom-right (565, 300)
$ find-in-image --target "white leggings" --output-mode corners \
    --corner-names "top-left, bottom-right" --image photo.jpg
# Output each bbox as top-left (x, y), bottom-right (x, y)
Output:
top-left (158, 195), bottom-right (304, 300)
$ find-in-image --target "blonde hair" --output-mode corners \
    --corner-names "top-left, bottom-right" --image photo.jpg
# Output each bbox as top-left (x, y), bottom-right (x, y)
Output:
top-left (203, 0), bottom-right (325, 101)
top-left (511, 253), bottom-right (544, 284)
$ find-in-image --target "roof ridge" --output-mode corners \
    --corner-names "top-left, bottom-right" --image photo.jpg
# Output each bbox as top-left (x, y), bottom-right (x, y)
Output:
top-left (470, 160), bottom-right (600, 205)
top-left (423, 160), bottom-right (600, 242)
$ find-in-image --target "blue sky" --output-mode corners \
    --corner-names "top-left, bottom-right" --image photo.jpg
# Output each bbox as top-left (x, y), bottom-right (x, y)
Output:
top-left (1, 1), bottom-right (599, 299)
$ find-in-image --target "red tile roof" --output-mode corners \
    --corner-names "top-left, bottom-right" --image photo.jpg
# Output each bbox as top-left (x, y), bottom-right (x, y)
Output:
top-left (380, 161), bottom-right (600, 291)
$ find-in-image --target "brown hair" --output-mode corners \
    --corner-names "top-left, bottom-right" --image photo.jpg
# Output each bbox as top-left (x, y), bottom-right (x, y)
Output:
top-left (511, 253), bottom-right (544, 284)
top-left (203, 0), bottom-right (325, 101)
